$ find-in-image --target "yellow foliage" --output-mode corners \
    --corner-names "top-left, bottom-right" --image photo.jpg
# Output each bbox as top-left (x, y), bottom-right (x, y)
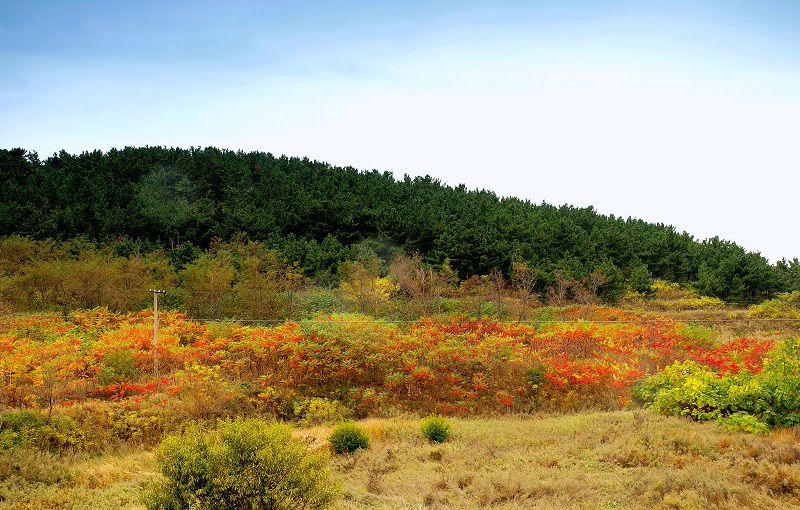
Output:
top-left (673, 296), bottom-right (725, 310)
top-left (652, 279), bottom-right (682, 294)
top-left (340, 277), bottom-right (393, 303)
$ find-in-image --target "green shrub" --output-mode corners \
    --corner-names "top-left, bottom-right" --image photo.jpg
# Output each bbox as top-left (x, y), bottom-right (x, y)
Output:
top-left (97, 349), bottom-right (138, 385)
top-left (673, 295), bottom-right (725, 310)
top-left (421, 414), bottom-right (451, 443)
top-left (526, 363), bottom-right (548, 388)
top-left (142, 418), bottom-right (339, 510)
top-left (0, 410), bottom-right (85, 451)
top-left (328, 421), bottom-right (369, 454)
top-left (748, 293), bottom-right (800, 323)
top-left (636, 338), bottom-right (800, 431)
top-left (530, 307), bottom-right (556, 323)
top-left (298, 289), bottom-right (347, 317)
top-left (637, 360), bottom-right (730, 421)
top-left (720, 412), bottom-right (769, 434)
top-left (677, 322), bottom-right (716, 348)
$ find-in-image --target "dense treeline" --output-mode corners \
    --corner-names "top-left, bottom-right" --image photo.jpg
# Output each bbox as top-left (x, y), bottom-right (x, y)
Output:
top-left (1, 146), bottom-right (797, 302)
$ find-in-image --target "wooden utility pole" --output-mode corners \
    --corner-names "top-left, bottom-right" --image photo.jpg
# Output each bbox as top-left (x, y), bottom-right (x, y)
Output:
top-left (149, 289), bottom-right (165, 382)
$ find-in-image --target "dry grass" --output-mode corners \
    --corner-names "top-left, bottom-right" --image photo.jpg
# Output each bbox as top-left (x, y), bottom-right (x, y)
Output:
top-left (0, 449), bottom-right (156, 510)
top-left (323, 412), bottom-right (800, 510)
top-left (3, 411), bottom-right (800, 509)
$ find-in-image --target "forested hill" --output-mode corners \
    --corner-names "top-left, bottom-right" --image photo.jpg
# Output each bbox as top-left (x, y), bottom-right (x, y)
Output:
top-left (1, 147), bottom-right (797, 302)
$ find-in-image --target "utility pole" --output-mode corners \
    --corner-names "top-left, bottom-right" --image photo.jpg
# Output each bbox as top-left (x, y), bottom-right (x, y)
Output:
top-left (149, 289), bottom-right (166, 383)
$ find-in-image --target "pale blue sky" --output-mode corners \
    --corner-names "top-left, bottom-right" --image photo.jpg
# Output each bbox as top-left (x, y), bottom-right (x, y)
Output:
top-left (2, 1), bottom-right (799, 261)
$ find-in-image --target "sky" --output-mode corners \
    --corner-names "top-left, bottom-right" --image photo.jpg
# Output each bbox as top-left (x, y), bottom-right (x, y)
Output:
top-left (2, 0), bottom-right (799, 262)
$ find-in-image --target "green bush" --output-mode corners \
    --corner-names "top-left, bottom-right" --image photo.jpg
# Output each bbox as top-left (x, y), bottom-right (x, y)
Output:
top-left (677, 322), bottom-right (716, 348)
top-left (0, 410), bottom-right (85, 451)
top-left (720, 411), bottom-right (770, 434)
top-left (328, 421), bottom-right (369, 454)
top-left (298, 289), bottom-right (347, 317)
top-left (142, 418), bottom-right (339, 510)
top-left (97, 349), bottom-right (138, 385)
top-left (748, 293), bottom-right (800, 323)
top-left (526, 363), bottom-right (548, 388)
top-left (635, 338), bottom-right (800, 431)
top-left (421, 414), bottom-right (451, 443)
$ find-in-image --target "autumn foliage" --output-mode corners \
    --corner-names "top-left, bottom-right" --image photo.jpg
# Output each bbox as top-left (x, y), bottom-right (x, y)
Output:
top-left (0, 305), bottom-right (781, 442)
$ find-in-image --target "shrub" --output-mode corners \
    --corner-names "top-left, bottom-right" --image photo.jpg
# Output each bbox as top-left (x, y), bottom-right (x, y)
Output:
top-left (97, 349), bottom-right (138, 385)
top-left (292, 397), bottom-right (350, 426)
top-left (526, 363), bottom-right (548, 388)
top-left (0, 410), bottom-right (85, 451)
top-left (328, 421), bottom-right (369, 454)
top-left (677, 322), bottom-right (716, 348)
top-left (421, 414), bottom-right (451, 443)
top-left (298, 289), bottom-right (347, 317)
top-left (673, 296), bottom-right (725, 311)
top-left (637, 338), bottom-right (800, 431)
top-left (142, 418), bottom-right (339, 510)
top-left (748, 293), bottom-right (800, 322)
top-left (0, 447), bottom-right (72, 483)
top-left (721, 411), bottom-right (769, 434)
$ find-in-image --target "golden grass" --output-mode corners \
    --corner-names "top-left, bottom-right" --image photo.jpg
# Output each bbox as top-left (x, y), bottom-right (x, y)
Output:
top-left (0, 449), bottom-right (156, 510)
top-left (3, 411), bottom-right (800, 509)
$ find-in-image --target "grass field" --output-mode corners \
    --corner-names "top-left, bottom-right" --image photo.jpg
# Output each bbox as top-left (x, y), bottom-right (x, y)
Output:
top-left (3, 410), bottom-right (800, 510)
top-left (2, 303), bottom-right (799, 509)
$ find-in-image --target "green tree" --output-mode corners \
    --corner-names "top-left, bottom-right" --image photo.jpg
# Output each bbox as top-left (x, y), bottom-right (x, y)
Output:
top-left (338, 259), bottom-right (390, 316)
top-left (180, 253), bottom-right (235, 318)
top-left (136, 166), bottom-right (196, 248)
top-left (234, 252), bottom-right (284, 320)
top-left (628, 262), bottom-right (654, 297)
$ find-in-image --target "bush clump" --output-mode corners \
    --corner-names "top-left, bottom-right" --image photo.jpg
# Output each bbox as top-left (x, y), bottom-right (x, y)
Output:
top-left (421, 414), bottom-right (451, 443)
top-left (0, 410), bottom-right (85, 451)
top-left (97, 349), bottom-right (138, 385)
top-left (292, 397), bottom-right (350, 426)
top-left (142, 418), bottom-right (339, 510)
top-left (328, 421), bottom-right (369, 454)
top-left (635, 338), bottom-right (800, 432)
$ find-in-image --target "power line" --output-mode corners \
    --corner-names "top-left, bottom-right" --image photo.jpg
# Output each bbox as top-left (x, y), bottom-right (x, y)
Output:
top-left (1, 314), bottom-right (799, 325)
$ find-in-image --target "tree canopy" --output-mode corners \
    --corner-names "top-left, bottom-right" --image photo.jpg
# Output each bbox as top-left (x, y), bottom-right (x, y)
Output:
top-left (0, 146), bottom-right (795, 302)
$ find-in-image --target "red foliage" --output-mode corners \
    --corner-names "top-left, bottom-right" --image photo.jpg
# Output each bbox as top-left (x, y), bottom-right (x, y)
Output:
top-left (0, 308), bottom-right (778, 416)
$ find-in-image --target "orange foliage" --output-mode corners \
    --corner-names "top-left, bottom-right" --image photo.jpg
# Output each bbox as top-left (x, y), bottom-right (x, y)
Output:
top-left (0, 308), bottom-right (778, 416)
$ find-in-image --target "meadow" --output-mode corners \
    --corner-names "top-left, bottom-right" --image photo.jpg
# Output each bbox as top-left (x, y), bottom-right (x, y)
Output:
top-left (1, 303), bottom-right (799, 509)
top-left (4, 412), bottom-right (800, 509)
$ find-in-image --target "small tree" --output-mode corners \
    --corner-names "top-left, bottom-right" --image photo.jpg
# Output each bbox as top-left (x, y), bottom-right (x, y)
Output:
top-left (629, 262), bottom-right (655, 297)
top-left (235, 252), bottom-right (284, 320)
top-left (487, 269), bottom-right (507, 318)
top-left (546, 270), bottom-right (572, 307)
top-left (338, 259), bottom-right (391, 316)
top-left (280, 261), bottom-right (306, 320)
top-left (143, 418), bottom-right (340, 510)
top-left (390, 253), bottom-right (445, 317)
top-left (181, 253), bottom-right (235, 318)
top-left (511, 262), bottom-right (538, 321)
top-left (459, 275), bottom-right (489, 319)
top-left (32, 335), bottom-right (83, 420)
top-left (572, 270), bottom-right (608, 318)
top-left (573, 270), bottom-right (607, 306)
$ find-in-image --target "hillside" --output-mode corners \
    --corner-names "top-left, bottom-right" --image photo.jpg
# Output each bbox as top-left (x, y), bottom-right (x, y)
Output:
top-left (2, 307), bottom-right (800, 509)
top-left (1, 147), bottom-right (797, 302)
